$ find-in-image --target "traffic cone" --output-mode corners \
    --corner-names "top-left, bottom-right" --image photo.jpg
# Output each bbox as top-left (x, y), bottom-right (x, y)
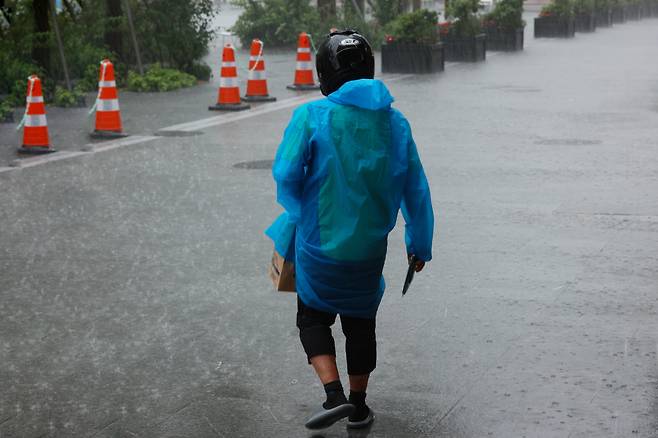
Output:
top-left (287, 32), bottom-right (320, 91)
top-left (17, 75), bottom-right (56, 155)
top-left (209, 44), bottom-right (250, 111)
top-left (242, 39), bottom-right (276, 103)
top-left (91, 59), bottom-right (127, 139)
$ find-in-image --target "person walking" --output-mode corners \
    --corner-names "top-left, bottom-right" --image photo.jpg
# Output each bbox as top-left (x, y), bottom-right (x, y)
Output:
top-left (266, 29), bottom-right (434, 430)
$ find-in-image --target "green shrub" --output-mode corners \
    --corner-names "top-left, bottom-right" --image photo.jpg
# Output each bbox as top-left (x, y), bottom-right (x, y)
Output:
top-left (232, 0), bottom-right (323, 47)
top-left (0, 100), bottom-right (14, 121)
top-left (330, 3), bottom-right (385, 49)
top-left (596, 0), bottom-right (613, 9)
top-left (446, 0), bottom-right (483, 36)
top-left (126, 64), bottom-right (197, 92)
top-left (541, 0), bottom-right (575, 17)
top-left (385, 9), bottom-right (439, 44)
top-left (484, 0), bottom-right (525, 29)
top-left (132, 0), bottom-right (217, 71)
top-left (0, 57), bottom-right (43, 106)
top-left (574, 0), bottom-right (596, 13)
top-left (53, 86), bottom-right (86, 107)
top-left (187, 62), bottom-right (212, 81)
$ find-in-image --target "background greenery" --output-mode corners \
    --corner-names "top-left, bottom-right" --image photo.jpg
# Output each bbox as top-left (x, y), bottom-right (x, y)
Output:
top-left (384, 9), bottom-right (439, 44)
top-left (231, 0), bottom-right (423, 49)
top-left (484, 0), bottom-right (525, 29)
top-left (446, 0), bottom-right (482, 36)
top-left (541, 0), bottom-right (575, 17)
top-left (0, 0), bottom-right (216, 108)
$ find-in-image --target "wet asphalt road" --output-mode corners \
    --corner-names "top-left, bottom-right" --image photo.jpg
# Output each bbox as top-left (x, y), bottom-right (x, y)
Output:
top-left (2, 15), bottom-right (658, 438)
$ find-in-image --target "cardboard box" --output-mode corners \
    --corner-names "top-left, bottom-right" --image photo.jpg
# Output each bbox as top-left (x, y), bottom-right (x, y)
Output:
top-left (268, 249), bottom-right (296, 292)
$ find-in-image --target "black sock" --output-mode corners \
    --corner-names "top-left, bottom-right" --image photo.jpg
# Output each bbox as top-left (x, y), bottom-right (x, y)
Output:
top-left (349, 390), bottom-right (367, 408)
top-left (349, 391), bottom-right (369, 421)
top-left (323, 380), bottom-right (347, 409)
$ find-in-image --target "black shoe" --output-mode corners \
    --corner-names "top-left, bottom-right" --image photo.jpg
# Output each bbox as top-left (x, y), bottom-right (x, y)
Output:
top-left (347, 405), bottom-right (374, 429)
top-left (305, 402), bottom-right (355, 430)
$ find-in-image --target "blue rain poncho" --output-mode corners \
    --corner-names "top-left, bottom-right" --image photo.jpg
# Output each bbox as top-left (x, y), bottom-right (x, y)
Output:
top-left (266, 79), bottom-right (434, 318)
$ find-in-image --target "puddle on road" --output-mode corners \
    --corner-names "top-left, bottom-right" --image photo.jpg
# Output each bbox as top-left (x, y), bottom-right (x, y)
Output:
top-left (534, 138), bottom-right (602, 146)
top-left (233, 159), bottom-right (273, 170)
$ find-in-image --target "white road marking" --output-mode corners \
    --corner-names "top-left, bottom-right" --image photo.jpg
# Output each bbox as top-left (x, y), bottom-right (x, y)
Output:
top-left (10, 150), bottom-right (87, 168)
top-left (157, 74), bottom-right (413, 134)
top-left (6, 74), bottom-right (414, 171)
top-left (158, 95), bottom-right (313, 134)
top-left (82, 135), bottom-right (158, 153)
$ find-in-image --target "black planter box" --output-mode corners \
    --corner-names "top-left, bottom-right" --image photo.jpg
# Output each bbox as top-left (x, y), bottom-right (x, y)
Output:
top-left (612, 5), bottom-right (627, 22)
top-left (575, 12), bottom-right (597, 31)
top-left (442, 34), bottom-right (487, 62)
top-left (534, 16), bottom-right (576, 37)
top-left (595, 8), bottom-right (613, 26)
top-left (381, 42), bottom-right (445, 74)
top-left (484, 26), bottom-right (524, 51)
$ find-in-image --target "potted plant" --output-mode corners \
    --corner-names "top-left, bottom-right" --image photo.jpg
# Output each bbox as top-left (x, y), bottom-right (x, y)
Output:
top-left (611, 0), bottom-right (628, 21)
top-left (574, 0), bottom-right (597, 31)
top-left (595, 0), bottom-right (614, 26)
top-left (382, 9), bottom-right (445, 74)
top-left (535, 0), bottom-right (576, 38)
top-left (482, 0), bottom-right (525, 51)
top-left (443, 0), bottom-right (487, 61)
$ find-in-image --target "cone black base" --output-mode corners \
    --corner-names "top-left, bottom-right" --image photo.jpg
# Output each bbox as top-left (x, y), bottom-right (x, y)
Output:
top-left (287, 84), bottom-right (321, 91)
top-left (17, 145), bottom-right (57, 155)
top-left (90, 130), bottom-right (129, 139)
top-left (242, 95), bottom-right (277, 103)
top-left (209, 103), bottom-right (251, 111)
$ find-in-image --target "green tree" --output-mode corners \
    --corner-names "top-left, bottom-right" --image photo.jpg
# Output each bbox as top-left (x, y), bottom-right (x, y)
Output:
top-left (371, 0), bottom-right (405, 26)
top-left (232, 0), bottom-right (322, 47)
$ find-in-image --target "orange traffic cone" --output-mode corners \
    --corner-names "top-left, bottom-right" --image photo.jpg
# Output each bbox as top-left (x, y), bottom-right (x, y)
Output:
top-left (287, 32), bottom-right (320, 91)
top-left (91, 59), bottom-right (127, 139)
top-left (242, 39), bottom-right (276, 103)
top-left (17, 75), bottom-right (56, 154)
top-left (209, 44), bottom-right (250, 111)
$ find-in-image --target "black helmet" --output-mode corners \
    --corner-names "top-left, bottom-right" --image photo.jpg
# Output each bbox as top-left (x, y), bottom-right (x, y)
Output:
top-left (315, 29), bottom-right (375, 96)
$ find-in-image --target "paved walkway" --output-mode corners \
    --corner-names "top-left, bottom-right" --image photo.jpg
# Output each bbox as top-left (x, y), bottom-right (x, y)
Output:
top-left (1, 17), bottom-right (658, 438)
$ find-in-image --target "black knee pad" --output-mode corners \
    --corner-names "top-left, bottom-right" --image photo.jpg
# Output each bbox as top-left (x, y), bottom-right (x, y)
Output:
top-left (299, 325), bottom-right (336, 362)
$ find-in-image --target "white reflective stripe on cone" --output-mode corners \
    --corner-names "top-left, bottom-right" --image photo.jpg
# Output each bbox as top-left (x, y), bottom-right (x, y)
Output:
top-left (96, 99), bottom-right (120, 111)
top-left (26, 96), bottom-right (44, 103)
top-left (249, 56), bottom-right (260, 62)
top-left (220, 77), bottom-right (239, 87)
top-left (222, 62), bottom-right (236, 67)
top-left (98, 80), bottom-right (116, 88)
top-left (296, 61), bottom-right (313, 70)
top-left (24, 114), bottom-right (47, 127)
top-left (248, 70), bottom-right (266, 80)
top-left (297, 47), bottom-right (311, 53)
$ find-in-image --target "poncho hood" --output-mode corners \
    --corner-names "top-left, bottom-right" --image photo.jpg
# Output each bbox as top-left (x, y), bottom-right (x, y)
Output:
top-left (327, 79), bottom-right (394, 111)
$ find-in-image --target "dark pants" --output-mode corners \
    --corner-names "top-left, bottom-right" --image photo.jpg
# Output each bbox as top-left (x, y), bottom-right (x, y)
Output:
top-left (296, 296), bottom-right (377, 375)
